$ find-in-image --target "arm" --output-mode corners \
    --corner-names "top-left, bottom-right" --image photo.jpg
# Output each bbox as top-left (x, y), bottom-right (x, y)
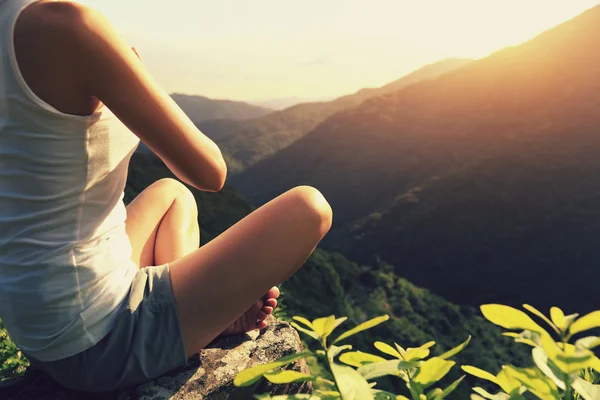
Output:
top-left (57, 3), bottom-right (227, 191)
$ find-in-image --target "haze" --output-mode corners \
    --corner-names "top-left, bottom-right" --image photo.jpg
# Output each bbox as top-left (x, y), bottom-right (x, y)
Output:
top-left (78, 0), bottom-right (599, 103)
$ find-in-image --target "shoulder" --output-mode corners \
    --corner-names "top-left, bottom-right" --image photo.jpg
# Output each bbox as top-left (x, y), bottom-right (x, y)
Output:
top-left (17, 1), bottom-right (110, 49)
top-left (16, 0), bottom-right (129, 87)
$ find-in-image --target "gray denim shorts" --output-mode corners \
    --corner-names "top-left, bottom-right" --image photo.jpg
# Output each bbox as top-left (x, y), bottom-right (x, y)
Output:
top-left (26, 264), bottom-right (188, 393)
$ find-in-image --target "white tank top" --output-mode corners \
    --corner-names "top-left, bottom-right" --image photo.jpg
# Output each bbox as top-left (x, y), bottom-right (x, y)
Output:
top-left (0, 0), bottom-right (140, 361)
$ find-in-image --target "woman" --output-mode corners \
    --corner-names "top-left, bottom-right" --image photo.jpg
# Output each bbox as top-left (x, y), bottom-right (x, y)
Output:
top-left (0, 0), bottom-right (332, 392)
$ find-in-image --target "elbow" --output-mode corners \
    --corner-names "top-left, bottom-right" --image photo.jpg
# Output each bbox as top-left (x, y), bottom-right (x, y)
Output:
top-left (201, 158), bottom-right (227, 192)
top-left (209, 160), bottom-right (227, 192)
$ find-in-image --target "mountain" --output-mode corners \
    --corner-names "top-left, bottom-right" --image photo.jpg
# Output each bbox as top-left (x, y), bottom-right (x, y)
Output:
top-left (171, 93), bottom-right (273, 123)
top-left (231, 5), bottom-right (600, 314)
top-left (334, 58), bottom-right (472, 107)
top-left (197, 58), bottom-right (472, 174)
top-left (251, 96), bottom-right (337, 110)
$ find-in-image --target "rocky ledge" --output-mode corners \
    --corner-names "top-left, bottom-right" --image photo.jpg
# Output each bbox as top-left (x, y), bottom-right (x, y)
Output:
top-left (0, 319), bottom-right (312, 400)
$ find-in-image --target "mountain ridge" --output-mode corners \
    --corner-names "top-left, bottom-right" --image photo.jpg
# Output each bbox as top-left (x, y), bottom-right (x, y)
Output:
top-left (197, 58), bottom-right (473, 174)
top-left (231, 5), bottom-right (600, 313)
top-left (171, 93), bottom-right (273, 122)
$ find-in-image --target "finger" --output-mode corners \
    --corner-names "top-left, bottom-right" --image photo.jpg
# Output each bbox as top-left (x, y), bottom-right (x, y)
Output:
top-left (131, 47), bottom-right (143, 62)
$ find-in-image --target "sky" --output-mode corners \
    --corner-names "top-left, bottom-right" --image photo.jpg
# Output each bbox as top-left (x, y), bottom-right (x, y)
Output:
top-left (79, 0), bottom-right (600, 103)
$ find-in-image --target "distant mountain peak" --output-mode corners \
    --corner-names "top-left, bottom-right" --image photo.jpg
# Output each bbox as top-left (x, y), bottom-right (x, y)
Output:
top-left (169, 93), bottom-right (273, 123)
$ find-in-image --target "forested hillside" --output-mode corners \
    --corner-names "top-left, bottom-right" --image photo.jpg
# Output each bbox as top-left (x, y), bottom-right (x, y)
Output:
top-left (197, 59), bottom-right (471, 174)
top-left (232, 5), bottom-right (600, 314)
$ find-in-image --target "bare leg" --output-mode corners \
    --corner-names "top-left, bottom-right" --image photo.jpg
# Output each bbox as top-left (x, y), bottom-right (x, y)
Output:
top-left (124, 178), bottom-right (286, 338)
top-left (168, 185), bottom-right (333, 357)
top-left (125, 178), bottom-right (199, 268)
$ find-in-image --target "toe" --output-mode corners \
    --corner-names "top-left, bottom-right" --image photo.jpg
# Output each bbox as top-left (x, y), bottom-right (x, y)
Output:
top-left (263, 306), bottom-right (274, 315)
top-left (256, 320), bottom-right (268, 330)
top-left (265, 299), bottom-right (278, 309)
top-left (264, 286), bottom-right (280, 300)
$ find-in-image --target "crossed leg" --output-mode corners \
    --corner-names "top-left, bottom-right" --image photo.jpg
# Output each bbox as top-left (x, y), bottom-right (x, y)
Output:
top-left (125, 178), bottom-right (332, 357)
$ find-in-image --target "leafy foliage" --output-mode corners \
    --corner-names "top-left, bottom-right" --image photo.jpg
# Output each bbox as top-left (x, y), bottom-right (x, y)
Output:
top-left (281, 249), bottom-right (528, 397)
top-left (0, 320), bottom-right (28, 380)
top-left (464, 305), bottom-right (600, 400)
top-left (235, 314), bottom-right (469, 399)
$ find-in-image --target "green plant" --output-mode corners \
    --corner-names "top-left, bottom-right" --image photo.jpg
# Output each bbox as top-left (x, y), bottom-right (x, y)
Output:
top-left (463, 304), bottom-right (600, 400)
top-left (234, 314), bottom-right (470, 399)
top-left (0, 321), bottom-right (29, 380)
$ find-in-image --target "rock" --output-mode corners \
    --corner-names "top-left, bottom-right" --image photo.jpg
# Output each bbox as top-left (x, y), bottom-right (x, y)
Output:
top-left (0, 319), bottom-right (312, 400)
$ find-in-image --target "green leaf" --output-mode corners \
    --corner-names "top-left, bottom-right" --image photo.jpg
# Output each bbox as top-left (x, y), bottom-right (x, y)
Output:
top-left (570, 311), bottom-right (600, 335)
top-left (357, 359), bottom-right (418, 380)
top-left (472, 387), bottom-right (510, 400)
top-left (420, 341), bottom-right (436, 350)
top-left (502, 365), bottom-right (558, 398)
top-left (572, 377), bottom-right (600, 400)
top-left (374, 342), bottom-right (402, 359)
top-left (292, 316), bottom-right (314, 330)
top-left (234, 351), bottom-right (312, 387)
top-left (495, 367), bottom-right (522, 394)
top-left (404, 347), bottom-right (430, 361)
top-left (523, 304), bottom-right (559, 334)
top-left (328, 344), bottom-right (353, 360)
top-left (480, 304), bottom-right (546, 333)
top-left (502, 332), bottom-right (536, 347)
top-left (414, 358), bottom-right (455, 388)
top-left (394, 343), bottom-right (406, 359)
top-left (263, 370), bottom-right (316, 384)
top-left (433, 375), bottom-right (465, 399)
top-left (291, 322), bottom-right (320, 341)
top-left (462, 366), bottom-right (499, 384)
top-left (531, 347), bottom-right (565, 390)
top-left (339, 351), bottom-right (386, 368)
top-left (564, 313), bottom-right (580, 327)
top-left (313, 316), bottom-right (337, 341)
top-left (333, 315), bottom-right (390, 344)
top-left (425, 388), bottom-right (442, 399)
top-left (333, 317), bottom-right (348, 331)
top-left (331, 363), bottom-right (374, 400)
top-left (438, 336), bottom-right (471, 360)
top-left (576, 336), bottom-right (600, 351)
top-left (550, 307), bottom-right (566, 331)
top-left (404, 341), bottom-right (436, 361)
top-left (554, 351), bottom-right (594, 374)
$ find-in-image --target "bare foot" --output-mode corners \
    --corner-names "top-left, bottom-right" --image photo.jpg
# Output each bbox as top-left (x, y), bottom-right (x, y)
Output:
top-left (220, 286), bottom-right (280, 336)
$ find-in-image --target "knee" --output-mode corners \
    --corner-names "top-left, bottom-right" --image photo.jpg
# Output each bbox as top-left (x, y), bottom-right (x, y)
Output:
top-left (287, 186), bottom-right (333, 237)
top-left (155, 178), bottom-right (198, 218)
